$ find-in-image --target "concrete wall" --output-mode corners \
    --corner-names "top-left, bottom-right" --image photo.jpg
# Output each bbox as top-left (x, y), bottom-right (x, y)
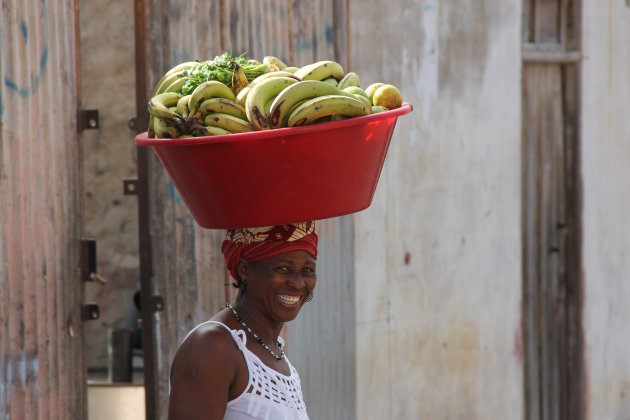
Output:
top-left (79, 0), bottom-right (139, 370)
top-left (581, 2), bottom-right (630, 419)
top-left (350, 1), bottom-right (524, 418)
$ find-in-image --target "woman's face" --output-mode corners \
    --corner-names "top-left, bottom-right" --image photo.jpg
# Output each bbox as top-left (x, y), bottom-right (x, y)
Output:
top-left (239, 250), bottom-right (317, 322)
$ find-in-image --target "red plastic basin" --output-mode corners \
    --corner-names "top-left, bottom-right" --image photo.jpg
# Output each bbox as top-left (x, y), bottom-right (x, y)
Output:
top-left (135, 102), bottom-right (413, 229)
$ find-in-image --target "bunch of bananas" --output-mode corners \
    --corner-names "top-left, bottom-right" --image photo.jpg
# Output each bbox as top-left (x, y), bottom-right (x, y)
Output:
top-left (147, 54), bottom-right (404, 138)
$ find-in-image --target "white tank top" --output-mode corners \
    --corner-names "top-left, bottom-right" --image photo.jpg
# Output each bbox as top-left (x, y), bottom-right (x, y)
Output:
top-left (177, 320), bottom-right (310, 420)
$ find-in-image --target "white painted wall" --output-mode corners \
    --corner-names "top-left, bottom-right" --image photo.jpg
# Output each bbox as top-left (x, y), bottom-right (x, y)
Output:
top-left (351, 1), bottom-right (523, 418)
top-left (581, 3), bottom-right (630, 419)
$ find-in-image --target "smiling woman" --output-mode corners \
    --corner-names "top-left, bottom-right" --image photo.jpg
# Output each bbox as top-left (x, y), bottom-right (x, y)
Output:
top-left (168, 222), bottom-right (318, 420)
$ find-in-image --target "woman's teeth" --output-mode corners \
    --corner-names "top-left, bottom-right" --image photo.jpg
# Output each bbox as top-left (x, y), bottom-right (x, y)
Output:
top-left (278, 295), bottom-right (300, 304)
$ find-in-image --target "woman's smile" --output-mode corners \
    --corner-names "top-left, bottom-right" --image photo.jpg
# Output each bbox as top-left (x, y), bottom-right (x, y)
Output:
top-left (277, 294), bottom-right (301, 306)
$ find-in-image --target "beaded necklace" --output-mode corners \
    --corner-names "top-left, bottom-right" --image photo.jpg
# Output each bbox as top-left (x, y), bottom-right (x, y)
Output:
top-left (226, 303), bottom-right (285, 360)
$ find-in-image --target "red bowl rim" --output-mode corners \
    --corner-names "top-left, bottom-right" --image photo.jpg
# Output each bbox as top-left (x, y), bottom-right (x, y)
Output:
top-left (136, 102), bottom-right (413, 146)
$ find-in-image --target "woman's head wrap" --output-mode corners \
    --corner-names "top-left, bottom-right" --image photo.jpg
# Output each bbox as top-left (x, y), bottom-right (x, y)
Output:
top-left (221, 221), bottom-right (318, 280)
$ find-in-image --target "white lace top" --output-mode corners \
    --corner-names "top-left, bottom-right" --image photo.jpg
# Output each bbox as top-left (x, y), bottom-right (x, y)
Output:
top-left (178, 320), bottom-right (309, 420)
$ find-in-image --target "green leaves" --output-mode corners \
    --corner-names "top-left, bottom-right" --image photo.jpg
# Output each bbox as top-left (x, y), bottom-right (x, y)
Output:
top-left (180, 52), bottom-right (268, 95)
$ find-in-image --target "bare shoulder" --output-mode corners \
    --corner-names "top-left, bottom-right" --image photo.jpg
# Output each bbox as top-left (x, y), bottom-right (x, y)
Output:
top-left (171, 320), bottom-right (240, 381)
top-left (168, 319), bottom-right (242, 420)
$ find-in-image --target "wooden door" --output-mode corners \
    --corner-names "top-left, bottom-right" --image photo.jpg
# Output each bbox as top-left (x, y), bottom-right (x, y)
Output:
top-left (0, 0), bottom-right (88, 418)
top-left (521, 1), bottom-right (584, 419)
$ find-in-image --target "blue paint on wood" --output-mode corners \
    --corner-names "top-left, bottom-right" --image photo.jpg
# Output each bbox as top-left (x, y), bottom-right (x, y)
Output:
top-left (1, 0), bottom-right (49, 115)
top-left (21, 20), bottom-right (28, 41)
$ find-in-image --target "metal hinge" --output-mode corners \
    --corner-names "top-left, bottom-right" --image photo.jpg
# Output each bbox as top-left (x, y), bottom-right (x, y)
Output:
top-left (78, 108), bottom-right (100, 132)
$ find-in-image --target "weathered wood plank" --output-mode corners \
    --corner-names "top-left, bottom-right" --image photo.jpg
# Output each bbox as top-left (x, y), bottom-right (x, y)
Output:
top-left (0, 0), bottom-right (86, 419)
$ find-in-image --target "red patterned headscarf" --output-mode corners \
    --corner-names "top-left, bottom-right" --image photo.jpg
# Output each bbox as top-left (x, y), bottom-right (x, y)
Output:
top-left (221, 221), bottom-right (318, 280)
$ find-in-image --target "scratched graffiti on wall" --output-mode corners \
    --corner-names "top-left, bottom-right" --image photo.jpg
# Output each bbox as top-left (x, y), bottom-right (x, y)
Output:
top-left (0, 0), bottom-right (49, 116)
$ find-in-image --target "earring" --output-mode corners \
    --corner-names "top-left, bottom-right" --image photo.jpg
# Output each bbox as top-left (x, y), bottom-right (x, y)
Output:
top-left (306, 292), bottom-right (314, 302)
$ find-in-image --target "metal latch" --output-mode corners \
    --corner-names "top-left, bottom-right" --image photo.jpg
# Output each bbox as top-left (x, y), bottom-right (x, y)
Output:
top-left (151, 295), bottom-right (165, 312)
top-left (82, 303), bottom-right (100, 321)
top-left (78, 109), bottom-right (100, 132)
top-left (123, 178), bottom-right (138, 195)
top-left (81, 237), bottom-right (107, 285)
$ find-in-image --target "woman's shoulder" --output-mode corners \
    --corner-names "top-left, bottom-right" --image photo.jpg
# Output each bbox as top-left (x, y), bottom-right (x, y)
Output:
top-left (178, 312), bottom-right (240, 356)
top-left (170, 312), bottom-right (243, 386)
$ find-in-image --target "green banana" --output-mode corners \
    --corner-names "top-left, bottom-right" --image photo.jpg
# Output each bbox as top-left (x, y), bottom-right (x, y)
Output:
top-left (343, 86), bottom-right (368, 98)
top-left (365, 82), bottom-right (385, 104)
top-left (283, 66), bottom-right (299, 74)
top-left (148, 92), bottom-right (184, 120)
top-left (153, 116), bottom-right (181, 138)
top-left (153, 71), bottom-right (185, 96)
top-left (268, 80), bottom-right (350, 129)
top-left (198, 125), bottom-right (232, 136)
top-left (294, 60), bottom-right (344, 81)
top-left (245, 77), bottom-right (299, 130)
top-left (235, 72), bottom-right (299, 107)
top-left (176, 95), bottom-right (192, 118)
top-left (164, 76), bottom-right (190, 94)
top-left (198, 97), bottom-right (247, 120)
top-left (322, 77), bottom-right (338, 86)
top-left (249, 71), bottom-right (300, 87)
top-left (152, 61), bottom-right (198, 96)
top-left (236, 86), bottom-right (252, 106)
top-left (204, 113), bottom-right (253, 133)
top-left (188, 81), bottom-right (237, 118)
top-left (148, 115), bottom-right (155, 138)
top-left (265, 95), bottom-right (278, 116)
top-left (352, 93), bottom-right (373, 113)
top-left (287, 94), bottom-right (369, 127)
top-left (263, 56), bottom-right (288, 70)
top-left (371, 105), bottom-right (389, 113)
top-left (337, 72), bottom-right (360, 90)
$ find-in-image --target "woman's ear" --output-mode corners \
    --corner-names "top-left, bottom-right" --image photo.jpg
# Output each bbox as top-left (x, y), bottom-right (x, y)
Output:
top-left (236, 258), bottom-right (249, 283)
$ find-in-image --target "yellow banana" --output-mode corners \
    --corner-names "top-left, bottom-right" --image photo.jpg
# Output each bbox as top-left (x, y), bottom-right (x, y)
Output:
top-left (231, 63), bottom-right (249, 95)
top-left (283, 66), bottom-right (299, 74)
top-left (268, 80), bottom-right (350, 129)
top-left (148, 92), bottom-right (184, 120)
top-left (337, 72), bottom-right (361, 90)
top-left (188, 81), bottom-right (237, 118)
top-left (245, 77), bottom-right (299, 130)
top-left (322, 77), bottom-right (338, 86)
top-left (294, 60), bottom-right (344, 81)
top-left (263, 56), bottom-right (288, 70)
top-left (287, 94), bottom-right (369, 127)
top-left (198, 97), bottom-right (247, 120)
top-left (204, 113), bottom-right (253, 133)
